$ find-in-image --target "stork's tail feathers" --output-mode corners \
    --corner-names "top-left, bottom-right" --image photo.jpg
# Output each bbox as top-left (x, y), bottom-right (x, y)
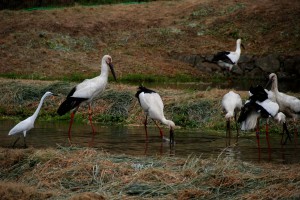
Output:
top-left (57, 97), bottom-right (87, 116)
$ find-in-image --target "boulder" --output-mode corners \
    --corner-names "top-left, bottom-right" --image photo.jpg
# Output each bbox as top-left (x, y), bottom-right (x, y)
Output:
top-left (283, 56), bottom-right (300, 75)
top-left (195, 62), bottom-right (222, 73)
top-left (255, 54), bottom-right (280, 73)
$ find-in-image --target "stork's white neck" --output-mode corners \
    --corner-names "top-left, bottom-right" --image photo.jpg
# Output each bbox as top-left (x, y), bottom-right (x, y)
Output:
top-left (271, 75), bottom-right (279, 94)
top-left (236, 40), bottom-right (241, 54)
top-left (100, 60), bottom-right (109, 78)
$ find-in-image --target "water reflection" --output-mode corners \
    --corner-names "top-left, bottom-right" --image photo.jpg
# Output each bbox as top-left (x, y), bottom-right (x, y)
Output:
top-left (0, 120), bottom-right (299, 164)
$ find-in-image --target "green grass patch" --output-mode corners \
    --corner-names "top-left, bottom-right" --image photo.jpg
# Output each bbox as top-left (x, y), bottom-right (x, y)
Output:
top-left (0, 73), bottom-right (49, 80)
top-left (119, 73), bottom-right (200, 84)
top-left (96, 90), bottom-right (134, 124)
top-left (168, 100), bottom-right (218, 128)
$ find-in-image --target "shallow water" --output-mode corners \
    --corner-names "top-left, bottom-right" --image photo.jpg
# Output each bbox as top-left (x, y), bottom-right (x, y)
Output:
top-left (1, 120), bottom-right (299, 164)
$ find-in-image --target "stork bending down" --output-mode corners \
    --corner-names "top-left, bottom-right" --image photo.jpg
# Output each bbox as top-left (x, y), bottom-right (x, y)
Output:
top-left (135, 86), bottom-right (175, 144)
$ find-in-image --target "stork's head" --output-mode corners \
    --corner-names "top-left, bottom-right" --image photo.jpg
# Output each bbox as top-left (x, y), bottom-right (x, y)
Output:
top-left (265, 73), bottom-right (277, 89)
top-left (44, 91), bottom-right (57, 100)
top-left (45, 91), bottom-right (54, 96)
top-left (103, 55), bottom-right (117, 81)
top-left (269, 73), bottom-right (277, 81)
top-left (237, 38), bottom-right (245, 49)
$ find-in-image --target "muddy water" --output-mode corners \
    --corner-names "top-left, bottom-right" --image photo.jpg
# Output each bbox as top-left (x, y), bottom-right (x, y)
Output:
top-left (1, 120), bottom-right (299, 164)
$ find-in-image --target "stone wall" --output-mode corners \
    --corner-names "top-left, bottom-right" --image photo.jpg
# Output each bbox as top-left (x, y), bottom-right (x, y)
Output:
top-left (170, 52), bottom-right (300, 79)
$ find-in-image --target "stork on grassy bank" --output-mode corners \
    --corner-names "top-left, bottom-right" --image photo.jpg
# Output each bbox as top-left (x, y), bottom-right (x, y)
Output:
top-left (266, 73), bottom-right (300, 144)
top-left (135, 86), bottom-right (175, 144)
top-left (212, 39), bottom-right (245, 71)
top-left (221, 91), bottom-right (242, 139)
top-left (8, 91), bottom-right (56, 148)
top-left (57, 55), bottom-right (117, 143)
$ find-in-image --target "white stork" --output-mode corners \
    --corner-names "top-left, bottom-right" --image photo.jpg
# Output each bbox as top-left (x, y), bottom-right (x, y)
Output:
top-left (265, 89), bottom-right (291, 144)
top-left (8, 91), bottom-right (55, 148)
top-left (221, 91), bottom-right (242, 139)
top-left (266, 73), bottom-right (300, 143)
top-left (238, 85), bottom-right (279, 149)
top-left (135, 86), bottom-right (175, 144)
top-left (212, 38), bottom-right (245, 71)
top-left (57, 55), bottom-right (117, 143)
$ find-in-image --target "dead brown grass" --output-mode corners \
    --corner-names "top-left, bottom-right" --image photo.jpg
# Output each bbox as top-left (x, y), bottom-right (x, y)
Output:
top-left (0, 0), bottom-right (299, 80)
top-left (0, 181), bottom-right (53, 200)
top-left (1, 147), bottom-right (299, 199)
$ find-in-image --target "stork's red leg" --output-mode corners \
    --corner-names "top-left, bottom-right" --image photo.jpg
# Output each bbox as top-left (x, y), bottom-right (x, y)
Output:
top-left (68, 106), bottom-right (79, 144)
top-left (266, 119), bottom-right (271, 149)
top-left (266, 119), bottom-right (271, 160)
top-left (256, 119), bottom-right (260, 149)
top-left (256, 119), bottom-right (261, 162)
top-left (68, 112), bottom-right (75, 144)
top-left (88, 104), bottom-right (95, 134)
top-left (153, 120), bottom-right (163, 138)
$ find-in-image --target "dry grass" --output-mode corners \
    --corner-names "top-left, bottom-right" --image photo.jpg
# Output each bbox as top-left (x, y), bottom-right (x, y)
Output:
top-left (0, 0), bottom-right (299, 80)
top-left (0, 147), bottom-right (299, 199)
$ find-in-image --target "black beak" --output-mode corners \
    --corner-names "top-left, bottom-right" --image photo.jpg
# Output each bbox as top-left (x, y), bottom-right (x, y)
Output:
top-left (241, 44), bottom-right (245, 50)
top-left (265, 78), bottom-right (272, 89)
top-left (169, 128), bottom-right (174, 144)
top-left (109, 63), bottom-right (117, 81)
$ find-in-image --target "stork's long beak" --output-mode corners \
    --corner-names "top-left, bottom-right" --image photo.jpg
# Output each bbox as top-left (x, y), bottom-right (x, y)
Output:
top-left (109, 63), bottom-right (117, 81)
top-left (169, 128), bottom-right (175, 144)
top-left (241, 44), bottom-right (245, 50)
top-left (265, 78), bottom-right (272, 89)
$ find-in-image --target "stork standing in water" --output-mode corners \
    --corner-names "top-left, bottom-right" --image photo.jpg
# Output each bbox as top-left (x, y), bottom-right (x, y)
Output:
top-left (8, 91), bottom-right (56, 148)
top-left (212, 38), bottom-right (245, 71)
top-left (266, 73), bottom-right (300, 143)
top-left (265, 89), bottom-right (291, 144)
top-left (221, 91), bottom-right (242, 139)
top-left (135, 86), bottom-right (175, 144)
top-left (57, 55), bottom-right (117, 143)
top-left (238, 85), bottom-right (279, 149)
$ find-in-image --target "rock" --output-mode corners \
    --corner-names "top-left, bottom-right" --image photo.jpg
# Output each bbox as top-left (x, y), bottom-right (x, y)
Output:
top-left (283, 56), bottom-right (300, 75)
top-left (195, 62), bottom-right (222, 73)
top-left (231, 65), bottom-right (243, 75)
top-left (255, 54), bottom-right (280, 73)
top-left (170, 53), bottom-right (205, 67)
top-left (248, 68), bottom-right (264, 78)
top-left (169, 52), bottom-right (299, 79)
top-left (239, 54), bottom-right (254, 63)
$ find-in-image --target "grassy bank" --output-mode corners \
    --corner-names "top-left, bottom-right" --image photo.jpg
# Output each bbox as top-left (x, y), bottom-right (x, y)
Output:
top-left (0, 146), bottom-right (299, 199)
top-left (0, 78), bottom-right (291, 134)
